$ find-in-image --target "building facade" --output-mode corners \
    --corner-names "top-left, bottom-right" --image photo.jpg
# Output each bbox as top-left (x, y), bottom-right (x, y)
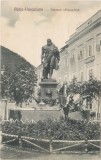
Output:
top-left (36, 10), bottom-right (101, 85)
top-left (57, 10), bottom-right (101, 85)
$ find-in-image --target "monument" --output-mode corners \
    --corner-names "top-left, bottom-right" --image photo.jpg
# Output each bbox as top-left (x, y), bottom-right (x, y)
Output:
top-left (39, 39), bottom-right (60, 105)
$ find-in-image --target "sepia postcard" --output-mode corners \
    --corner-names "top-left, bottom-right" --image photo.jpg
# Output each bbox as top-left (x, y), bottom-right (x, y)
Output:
top-left (0, 0), bottom-right (101, 159)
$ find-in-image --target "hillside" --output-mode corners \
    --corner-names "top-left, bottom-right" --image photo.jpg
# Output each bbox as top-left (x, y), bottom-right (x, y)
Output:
top-left (1, 46), bottom-right (35, 71)
top-left (1, 46), bottom-right (37, 103)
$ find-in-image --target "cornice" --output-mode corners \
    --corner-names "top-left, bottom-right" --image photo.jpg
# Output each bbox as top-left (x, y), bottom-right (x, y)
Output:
top-left (66, 18), bottom-right (101, 46)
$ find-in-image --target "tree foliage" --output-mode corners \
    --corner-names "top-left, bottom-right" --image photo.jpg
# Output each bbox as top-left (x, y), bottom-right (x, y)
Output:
top-left (1, 46), bottom-right (37, 105)
top-left (66, 76), bottom-right (101, 99)
top-left (80, 77), bottom-right (101, 98)
top-left (66, 77), bottom-right (80, 95)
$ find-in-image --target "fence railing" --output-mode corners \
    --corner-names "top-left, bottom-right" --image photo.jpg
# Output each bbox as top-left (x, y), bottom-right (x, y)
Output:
top-left (1, 132), bottom-right (101, 153)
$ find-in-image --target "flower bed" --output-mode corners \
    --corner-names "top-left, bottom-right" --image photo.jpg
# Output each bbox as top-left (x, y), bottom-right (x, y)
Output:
top-left (2, 117), bottom-right (100, 141)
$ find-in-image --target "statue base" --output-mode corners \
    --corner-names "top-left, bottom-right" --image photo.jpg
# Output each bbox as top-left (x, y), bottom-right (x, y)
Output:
top-left (39, 78), bottom-right (58, 105)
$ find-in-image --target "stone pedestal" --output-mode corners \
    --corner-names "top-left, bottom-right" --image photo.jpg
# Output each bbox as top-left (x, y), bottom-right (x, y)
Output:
top-left (39, 78), bottom-right (58, 101)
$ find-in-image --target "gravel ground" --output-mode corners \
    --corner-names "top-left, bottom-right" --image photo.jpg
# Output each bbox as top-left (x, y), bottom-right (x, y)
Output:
top-left (0, 144), bottom-right (100, 160)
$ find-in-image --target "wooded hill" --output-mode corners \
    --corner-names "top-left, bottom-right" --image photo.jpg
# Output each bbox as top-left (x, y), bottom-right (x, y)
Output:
top-left (1, 46), bottom-right (35, 71)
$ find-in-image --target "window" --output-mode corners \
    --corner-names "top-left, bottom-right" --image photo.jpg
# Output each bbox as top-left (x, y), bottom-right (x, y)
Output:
top-left (70, 54), bottom-right (75, 64)
top-left (61, 58), bottom-right (66, 68)
top-left (89, 45), bottom-right (92, 56)
top-left (80, 50), bottom-right (83, 59)
top-left (78, 44), bottom-right (83, 60)
top-left (96, 34), bottom-right (101, 52)
top-left (72, 54), bottom-right (74, 59)
top-left (89, 69), bottom-right (93, 79)
top-left (59, 77), bottom-right (61, 83)
top-left (81, 72), bottom-right (83, 82)
top-left (87, 39), bottom-right (93, 57)
top-left (96, 44), bottom-right (100, 52)
top-left (78, 50), bottom-right (83, 60)
top-left (97, 64), bottom-right (101, 80)
top-left (66, 57), bottom-right (68, 66)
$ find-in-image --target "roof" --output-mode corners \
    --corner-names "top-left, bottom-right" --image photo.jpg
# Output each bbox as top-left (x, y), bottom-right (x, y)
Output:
top-left (65, 10), bottom-right (101, 45)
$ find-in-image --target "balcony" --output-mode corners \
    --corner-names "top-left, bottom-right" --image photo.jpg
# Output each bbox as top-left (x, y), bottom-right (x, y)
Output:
top-left (85, 56), bottom-right (95, 64)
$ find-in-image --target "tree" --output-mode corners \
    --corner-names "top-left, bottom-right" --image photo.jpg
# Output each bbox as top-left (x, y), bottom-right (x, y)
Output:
top-left (66, 77), bottom-right (80, 95)
top-left (1, 67), bottom-right (37, 106)
top-left (65, 76), bottom-right (101, 118)
top-left (80, 76), bottom-right (101, 98)
top-left (80, 76), bottom-right (101, 119)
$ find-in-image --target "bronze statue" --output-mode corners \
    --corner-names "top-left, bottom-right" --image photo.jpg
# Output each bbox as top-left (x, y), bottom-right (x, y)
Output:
top-left (41, 39), bottom-right (60, 79)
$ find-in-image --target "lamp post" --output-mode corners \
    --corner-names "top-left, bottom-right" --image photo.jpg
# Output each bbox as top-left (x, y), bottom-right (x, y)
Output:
top-left (2, 99), bottom-right (8, 120)
top-left (1, 65), bottom-right (8, 120)
top-left (0, 65), bottom-right (5, 100)
top-left (98, 91), bottom-right (101, 120)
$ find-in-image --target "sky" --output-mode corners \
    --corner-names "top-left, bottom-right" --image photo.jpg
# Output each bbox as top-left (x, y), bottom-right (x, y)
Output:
top-left (1, 0), bottom-right (101, 67)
